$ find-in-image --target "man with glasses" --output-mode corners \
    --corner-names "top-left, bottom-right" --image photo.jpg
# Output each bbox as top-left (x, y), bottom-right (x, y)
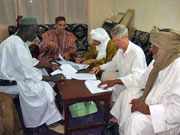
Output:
top-left (90, 24), bottom-right (147, 105)
top-left (110, 26), bottom-right (180, 135)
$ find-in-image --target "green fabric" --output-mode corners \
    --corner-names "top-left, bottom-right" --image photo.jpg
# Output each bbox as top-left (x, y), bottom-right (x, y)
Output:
top-left (20, 18), bottom-right (37, 25)
top-left (69, 101), bottom-right (98, 118)
top-left (84, 40), bottom-right (118, 78)
top-left (85, 40), bottom-right (118, 66)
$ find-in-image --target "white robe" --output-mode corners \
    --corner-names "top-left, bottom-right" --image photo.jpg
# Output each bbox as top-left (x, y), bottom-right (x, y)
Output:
top-left (0, 35), bottom-right (62, 127)
top-left (100, 41), bottom-right (147, 101)
top-left (110, 58), bottom-right (180, 135)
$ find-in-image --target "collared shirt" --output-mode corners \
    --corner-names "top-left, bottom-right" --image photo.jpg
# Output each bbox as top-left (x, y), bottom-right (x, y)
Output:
top-left (39, 29), bottom-right (77, 63)
top-left (100, 41), bottom-right (147, 87)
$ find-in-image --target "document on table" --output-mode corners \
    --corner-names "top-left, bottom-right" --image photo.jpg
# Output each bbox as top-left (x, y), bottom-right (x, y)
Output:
top-left (57, 60), bottom-right (89, 70)
top-left (51, 64), bottom-right (77, 79)
top-left (57, 54), bottom-right (89, 70)
top-left (71, 73), bottom-right (96, 80)
top-left (85, 80), bottom-right (113, 94)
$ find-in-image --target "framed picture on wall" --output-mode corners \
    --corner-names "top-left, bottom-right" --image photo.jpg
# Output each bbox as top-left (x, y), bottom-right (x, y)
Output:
top-left (120, 9), bottom-right (135, 26)
top-left (106, 12), bottom-right (124, 23)
top-left (112, 13), bottom-right (125, 24)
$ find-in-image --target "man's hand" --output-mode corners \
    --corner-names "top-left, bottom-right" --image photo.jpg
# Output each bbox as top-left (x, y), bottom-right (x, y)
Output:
top-left (48, 42), bottom-right (58, 50)
top-left (51, 64), bottom-right (59, 71)
top-left (63, 52), bottom-right (71, 61)
top-left (42, 74), bottom-right (65, 82)
top-left (33, 40), bottom-right (40, 45)
top-left (131, 99), bottom-right (150, 115)
top-left (76, 57), bottom-right (85, 63)
top-left (51, 74), bottom-right (65, 82)
top-left (82, 59), bottom-right (95, 64)
top-left (105, 75), bottom-right (116, 81)
top-left (35, 62), bottom-right (59, 70)
top-left (89, 66), bottom-right (100, 74)
top-left (97, 80), bottom-right (118, 89)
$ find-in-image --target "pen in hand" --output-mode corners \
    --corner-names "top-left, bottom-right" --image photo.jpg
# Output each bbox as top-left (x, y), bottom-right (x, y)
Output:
top-left (129, 100), bottom-right (135, 104)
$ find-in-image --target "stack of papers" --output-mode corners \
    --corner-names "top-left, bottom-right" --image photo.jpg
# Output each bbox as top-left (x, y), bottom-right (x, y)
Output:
top-left (51, 64), bottom-right (77, 79)
top-left (71, 73), bottom-right (96, 80)
top-left (57, 54), bottom-right (89, 70)
top-left (85, 80), bottom-right (113, 94)
top-left (51, 64), bottom-right (96, 80)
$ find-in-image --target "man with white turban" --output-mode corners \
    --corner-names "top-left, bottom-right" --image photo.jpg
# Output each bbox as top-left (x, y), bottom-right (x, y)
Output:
top-left (76, 27), bottom-right (118, 77)
top-left (91, 24), bottom-right (147, 105)
top-left (110, 26), bottom-right (180, 135)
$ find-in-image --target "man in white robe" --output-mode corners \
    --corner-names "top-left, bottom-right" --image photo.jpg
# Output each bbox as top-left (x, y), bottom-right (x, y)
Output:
top-left (0, 18), bottom-right (65, 134)
top-left (90, 24), bottom-right (147, 103)
top-left (110, 26), bottom-right (180, 135)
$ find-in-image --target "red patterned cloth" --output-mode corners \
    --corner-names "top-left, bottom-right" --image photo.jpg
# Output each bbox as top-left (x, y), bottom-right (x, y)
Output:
top-left (39, 30), bottom-right (77, 63)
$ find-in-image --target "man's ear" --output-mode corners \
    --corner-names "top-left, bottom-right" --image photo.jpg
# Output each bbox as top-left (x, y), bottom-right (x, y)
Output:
top-left (125, 34), bottom-right (128, 39)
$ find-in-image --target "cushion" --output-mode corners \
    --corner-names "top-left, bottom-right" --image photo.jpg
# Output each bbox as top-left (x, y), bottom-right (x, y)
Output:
top-left (8, 23), bottom-right (89, 56)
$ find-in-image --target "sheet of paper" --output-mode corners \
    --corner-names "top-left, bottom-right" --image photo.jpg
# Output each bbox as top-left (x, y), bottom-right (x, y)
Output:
top-left (50, 69), bottom-right (70, 79)
top-left (66, 61), bottom-right (89, 70)
top-left (59, 54), bottom-right (65, 60)
top-left (85, 80), bottom-right (112, 94)
top-left (57, 55), bottom-right (89, 70)
top-left (71, 73), bottom-right (96, 80)
top-left (61, 64), bottom-right (77, 79)
top-left (51, 69), bottom-right (63, 76)
top-left (50, 64), bottom-right (77, 79)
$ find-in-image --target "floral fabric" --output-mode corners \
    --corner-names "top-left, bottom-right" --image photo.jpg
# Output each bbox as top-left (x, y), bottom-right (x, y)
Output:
top-left (39, 30), bottom-right (77, 63)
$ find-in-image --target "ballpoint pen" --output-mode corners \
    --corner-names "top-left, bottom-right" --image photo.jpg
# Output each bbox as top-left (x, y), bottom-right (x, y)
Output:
top-left (129, 101), bottom-right (135, 104)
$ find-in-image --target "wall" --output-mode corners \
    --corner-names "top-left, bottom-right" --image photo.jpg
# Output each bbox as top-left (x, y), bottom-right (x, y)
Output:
top-left (113, 0), bottom-right (180, 32)
top-left (88, 0), bottom-right (113, 34)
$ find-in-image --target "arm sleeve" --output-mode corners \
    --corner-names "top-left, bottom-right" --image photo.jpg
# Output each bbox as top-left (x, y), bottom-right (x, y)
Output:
top-left (149, 68), bottom-right (180, 133)
top-left (84, 44), bottom-right (97, 60)
top-left (66, 32), bottom-right (77, 56)
top-left (39, 32), bottom-right (52, 54)
top-left (100, 51), bottom-right (119, 71)
top-left (7, 43), bottom-right (42, 83)
top-left (119, 52), bottom-right (147, 88)
top-left (94, 40), bottom-right (118, 66)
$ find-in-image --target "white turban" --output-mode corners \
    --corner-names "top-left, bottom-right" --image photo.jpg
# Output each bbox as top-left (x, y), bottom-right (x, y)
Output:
top-left (90, 28), bottom-right (110, 60)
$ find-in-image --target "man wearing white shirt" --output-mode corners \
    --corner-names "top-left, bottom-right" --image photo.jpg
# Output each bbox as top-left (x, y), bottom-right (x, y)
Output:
top-left (110, 27), bottom-right (180, 135)
top-left (0, 18), bottom-right (65, 134)
top-left (90, 24), bottom-right (147, 104)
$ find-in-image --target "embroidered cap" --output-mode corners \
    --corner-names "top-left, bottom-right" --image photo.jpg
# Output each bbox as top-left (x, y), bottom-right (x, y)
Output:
top-left (19, 18), bottom-right (37, 25)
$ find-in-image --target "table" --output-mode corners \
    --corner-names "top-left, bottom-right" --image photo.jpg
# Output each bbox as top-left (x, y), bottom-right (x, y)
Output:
top-left (56, 79), bottom-right (111, 135)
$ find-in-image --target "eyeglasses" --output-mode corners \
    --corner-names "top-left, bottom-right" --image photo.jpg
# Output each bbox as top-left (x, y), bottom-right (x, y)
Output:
top-left (113, 39), bottom-right (121, 42)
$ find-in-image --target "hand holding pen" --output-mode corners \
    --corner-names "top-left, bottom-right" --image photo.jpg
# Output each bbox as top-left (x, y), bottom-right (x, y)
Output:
top-left (130, 99), bottom-right (150, 115)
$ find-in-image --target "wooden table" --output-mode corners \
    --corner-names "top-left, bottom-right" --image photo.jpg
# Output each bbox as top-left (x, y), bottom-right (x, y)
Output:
top-left (56, 79), bottom-right (111, 135)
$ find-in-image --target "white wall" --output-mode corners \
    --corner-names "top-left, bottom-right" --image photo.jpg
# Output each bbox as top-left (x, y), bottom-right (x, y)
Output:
top-left (88, 0), bottom-right (113, 32)
top-left (113, 0), bottom-right (180, 32)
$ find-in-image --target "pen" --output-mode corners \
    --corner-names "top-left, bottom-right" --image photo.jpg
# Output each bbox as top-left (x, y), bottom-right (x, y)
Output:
top-left (129, 101), bottom-right (135, 104)
top-left (53, 60), bottom-right (61, 66)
